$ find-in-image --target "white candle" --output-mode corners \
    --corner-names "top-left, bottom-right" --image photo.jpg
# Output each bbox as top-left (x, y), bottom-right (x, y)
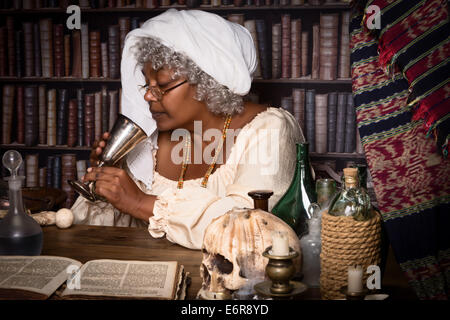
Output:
top-left (347, 265), bottom-right (363, 293)
top-left (271, 231), bottom-right (289, 256)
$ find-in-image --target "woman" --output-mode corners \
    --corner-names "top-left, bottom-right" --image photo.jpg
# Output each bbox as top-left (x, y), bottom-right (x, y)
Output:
top-left (72, 9), bottom-right (304, 249)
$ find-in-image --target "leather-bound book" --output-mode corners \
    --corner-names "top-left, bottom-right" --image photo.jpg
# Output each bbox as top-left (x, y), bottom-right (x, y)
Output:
top-left (301, 31), bottom-right (308, 76)
top-left (2, 85), bottom-right (15, 144)
top-left (39, 18), bottom-right (54, 78)
top-left (24, 85), bottom-right (39, 147)
top-left (39, 167), bottom-right (47, 188)
top-left (56, 88), bottom-right (68, 145)
top-left (319, 13), bottom-right (339, 80)
top-left (72, 30), bottom-right (82, 78)
top-left (315, 93), bottom-right (328, 154)
top-left (38, 85), bottom-right (47, 145)
top-left (64, 34), bottom-right (71, 76)
top-left (33, 23), bottom-right (42, 77)
top-left (101, 86), bottom-right (109, 134)
top-left (16, 86), bottom-right (25, 144)
top-left (108, 90), bottom-right (118, 131)
top-left (338, 11), bottom-right (351, 79)
top-left (144, 0), bottom-right (159, 8)
top-left (77, 88), bottom-right (85, 146)
top-left (305, 89), bottom-right (315, 152)
top-left (53, 24), bottom-right (65, 77)
top-left (0, 27), bottom-right (6, 77)
top-left (81, 23), bottom-right (90, 79)
top-left (255, 20), bottom-right (271, 79)
top-left (291, 19), bottom-right (301, 79)
top-left (89, 30), bottom-right (101, 78)
top-left (108, 25), bottom-right (120, 79)
top-left (26, 154), bottom-right (39, 188)
top-left (94, 91), bottom-right (102, 140)
top-left (292, 88), bottom-right (305, 132)
top-left (76, 160), bottom-right (87, 181)
top-left (311, 24), bottom-right (320, 79)
top-left (281, 96), bottom-right (293, 115)
top-left (47, 89), bottom-right (57, 146)
top-left (15, 30), bottom-right (23, 78)
top-left (67, 99), bottom-right (78, 147)
top-left (335, 92), bottom-right (347, 153)
top-left (101, 42), bottom-right (109, 78)
top-left (6, 17), bottom-right (15, 77)
top-left (131, 17), bottom-right (140, 30)
top-left (119, 17), bottom-right (130, 57)
top-left (52, 155), bottom-right (61, 189)
top-left (271, 23), bottom-right (281, 79)
top-left (46, 156), bottom-right (54, 187)
top-left (22, 22), bottom-right (34, 77)
top-left (90, 0), bottom-right (99, 8)
top-left (244, 20), bottom-right (261, 78)
top-left (107, 0), bottom-right (116, 8)
top-left (79, 0), bottom-right (90, 8)
top-left (84, 93), bottom-right (95, 147)
top-left (281, 14), bottom-right (291, 79)
top-left (327, 92), bottom-right (337, 152)
top-left (61, 153), bottom-right (77, 207)
top-left (344, 93), bottom-right (356, 153)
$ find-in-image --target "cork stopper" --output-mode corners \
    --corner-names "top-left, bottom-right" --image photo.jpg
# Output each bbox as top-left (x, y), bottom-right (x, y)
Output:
top-left (343, 168), bottom-right (358, 188)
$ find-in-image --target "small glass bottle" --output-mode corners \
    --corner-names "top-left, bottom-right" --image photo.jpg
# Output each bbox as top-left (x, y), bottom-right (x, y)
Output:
top-left (271, 142), bottom-right (317, 237)
top-left (0, 150), bottom-right (43, 255)
top-left (300, 207), bottom-right (321, 288)
top-left (328, 167), bottom-right (373, 221)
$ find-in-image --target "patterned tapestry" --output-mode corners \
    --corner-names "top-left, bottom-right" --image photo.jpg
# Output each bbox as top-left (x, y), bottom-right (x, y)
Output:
top-left (350, 0), bottom-right (450, 299)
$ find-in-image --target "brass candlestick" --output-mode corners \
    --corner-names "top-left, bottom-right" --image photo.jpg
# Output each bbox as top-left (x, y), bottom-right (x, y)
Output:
top-left (340, 286), bottom-right (369, 300)
top-left (254, 246), bottom-right (307, 299)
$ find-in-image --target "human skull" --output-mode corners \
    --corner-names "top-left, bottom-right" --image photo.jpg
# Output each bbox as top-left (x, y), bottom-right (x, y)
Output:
top-left (199, 207), bottom-right (301, 299)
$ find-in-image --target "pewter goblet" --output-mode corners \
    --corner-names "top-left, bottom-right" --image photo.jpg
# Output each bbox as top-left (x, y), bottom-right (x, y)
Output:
top-left (68, 114), bottom-right (147, 202)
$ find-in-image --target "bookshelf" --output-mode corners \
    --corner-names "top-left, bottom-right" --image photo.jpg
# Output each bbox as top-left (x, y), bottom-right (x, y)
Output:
top-left (0, 0), bottom-right (369, 209)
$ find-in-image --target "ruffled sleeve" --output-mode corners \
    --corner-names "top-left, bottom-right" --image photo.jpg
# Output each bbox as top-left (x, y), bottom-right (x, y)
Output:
top-left (149, 108), bottom-right (303, 249)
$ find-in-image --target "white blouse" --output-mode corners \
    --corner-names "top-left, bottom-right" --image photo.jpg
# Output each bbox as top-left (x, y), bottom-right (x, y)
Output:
top-left (71, 107), bottom-right (304, 249)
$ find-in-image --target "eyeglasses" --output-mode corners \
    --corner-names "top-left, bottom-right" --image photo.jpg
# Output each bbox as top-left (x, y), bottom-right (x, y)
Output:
top-left (139, 80), bottom-right (188, 101)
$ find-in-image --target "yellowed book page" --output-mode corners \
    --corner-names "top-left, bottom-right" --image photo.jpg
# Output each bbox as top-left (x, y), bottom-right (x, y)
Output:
top-left (0, 256), bottom-right (82, 297)
top-left (61, 259), bottom-right (179, 299)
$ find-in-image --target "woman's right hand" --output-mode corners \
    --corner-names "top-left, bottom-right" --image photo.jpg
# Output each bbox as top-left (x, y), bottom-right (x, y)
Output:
top-left (90, 132), bottom-right (110, 167)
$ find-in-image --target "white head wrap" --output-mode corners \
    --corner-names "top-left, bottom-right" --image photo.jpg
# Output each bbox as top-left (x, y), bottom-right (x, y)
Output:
top-left (121, 9), bottom-right (258, 188)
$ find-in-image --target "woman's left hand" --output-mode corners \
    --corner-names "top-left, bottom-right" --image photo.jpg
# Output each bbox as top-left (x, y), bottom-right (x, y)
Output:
top-left (83, 167), bottom-right (145, 217)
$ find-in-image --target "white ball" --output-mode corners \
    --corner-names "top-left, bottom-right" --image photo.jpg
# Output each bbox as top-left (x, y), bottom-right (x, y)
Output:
top-left (55, 208), bottom-right (74, 229)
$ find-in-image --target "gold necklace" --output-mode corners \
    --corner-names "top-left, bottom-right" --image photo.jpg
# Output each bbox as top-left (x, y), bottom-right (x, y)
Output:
top-left (177, 115), bottom-right (232, 189)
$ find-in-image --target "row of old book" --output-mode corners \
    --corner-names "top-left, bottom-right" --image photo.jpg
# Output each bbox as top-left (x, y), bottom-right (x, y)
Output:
top-left (1, 85), bottom-right (120, 147)
top-left (0, 0), bottom-right (349, 10)
top-left (1, 153), bottom-right (89, 208)
top-left (227, 11), bottom-right (350, 80)
top-left (280, 89), bottom-right (363, 154)
top-left (0, 17), bottom-right (136, 79)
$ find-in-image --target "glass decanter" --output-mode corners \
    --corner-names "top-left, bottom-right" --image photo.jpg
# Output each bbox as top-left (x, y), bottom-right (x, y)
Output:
top-left (328, 167), bottom-right (373, 221)
top-left (271, 142), bottom-right (317, 237)
top-left (0, 150), bottom-right (43, 255)
top-left (300, 205), bottom-right (321, 288)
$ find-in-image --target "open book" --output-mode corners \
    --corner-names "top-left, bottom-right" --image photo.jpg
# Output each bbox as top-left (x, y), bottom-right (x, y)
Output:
top-left (0, 256), bottom-right (188, 300)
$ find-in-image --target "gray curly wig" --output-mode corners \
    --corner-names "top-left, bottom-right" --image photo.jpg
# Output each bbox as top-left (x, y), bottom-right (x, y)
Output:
top-left (133, 37), bottom-right (245, 116)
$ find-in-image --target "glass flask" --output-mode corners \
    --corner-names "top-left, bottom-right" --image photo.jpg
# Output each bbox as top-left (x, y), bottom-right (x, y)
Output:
top-left (0, 150), bottom-right (43, 255)
top-left (271, 142), bottom-right (317, 237)
top-left (328, 167), bottom-right (373, 221)
top-left (300, 205), bottom-right (321, 288)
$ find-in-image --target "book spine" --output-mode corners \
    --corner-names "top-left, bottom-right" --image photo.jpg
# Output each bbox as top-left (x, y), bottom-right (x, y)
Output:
top-left (131, 17), bottom-right (140, 30)
top-left (291, 19), bottom-right (301, 79)
top-left (281, 14), bottom-right (291, 79)
top-left (46, 89), bottom-right (57, 146)
top-left (61, 153), bottom-right (77, 208)
top-left (38, 85), bottom-right (47, 145)
top-left (89, 30), bottom-right (101, 78)
top-left (39, 18), bottom-right (54, 78)
top-left (315, 93), bottom-right (328, 154)
top-left (311, 24), bottom-right (320, 80)
top-left (23, 22), bottom-right (34, 77)
top-left (6, 17), bottom-right (16, 77)
top-left (108, 25), bottom-right (120, 79)
top-left (305, 89), bottom-right (315, 152)
top-left (15, 30), bottom-right (23, 78)
top-left (108, 90), bottom-right (118, 131)
top-left (281, 96), bottom-right (293, 115)
top-left (327, 92), bottom-right (337, 152)
top-left (33, 23), bottom-right (42, 77)
top-left (292, 88), bottom-right (305, 133)
top-left (101, 86), bottom-right (109, 134)
top-left (52, 155), bottom-right (61, 189)
top-left (72, 30), bottom-right (82, 78)
top-left (301, 31), bottom-right (308, 77)
top-left (101, 42), bottom-right (109, 78)
top-left (244, 20), bottom-right (261, 78)
top-left (344, 93), bottom-right (356, 153)
top-left (338, 11), bottom-right (351, 79)
top-left (77, 88), bottom-right (85, 146)
top-left (46, 156), bottom-right (54, 187)
top-left (2, 85), bottom-right (15, 144)
top-left (76, 159), bottom-right (87, 181)
top-left (94, 91), bottom-right (102, 140)
top-left (255, 20), bottom-right (271, 79)
top-left (26, 154), bottom-right (39, 188)
top-left (319, 13), bottom-right (339, 80)
top-left (271, 23), bottom-right (281, 79)
top-left (53, 24), bottom-right (64, 78)
top-left (84, 93), bottom-right (95, 147)
top-left (335, 92), bottom-right (347, 153)
top-left (24, 85), bottom-right (39, 147)
top-left (16, 86), bottom-right (25, 144)
top-left (39, 167), bottom-right (47, 188)
top-left (81, 23), bottom-right (90, 79)
top-left (64, 34), bottom-right (71, 77)
top-left (67, 99), bottom-right (78, 147)
top-left (56, 88), bottom-right (68, 145)
top-left (0, 27), bottom-right (6, 77)
top-left (119, 17), bottom-right (130, 58)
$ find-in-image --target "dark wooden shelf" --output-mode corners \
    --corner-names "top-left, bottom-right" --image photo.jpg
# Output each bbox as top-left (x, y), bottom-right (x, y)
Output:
top-left (0, 144), bottom-right (91, 152)
top-left (310, 152), bottom-right (366, 159)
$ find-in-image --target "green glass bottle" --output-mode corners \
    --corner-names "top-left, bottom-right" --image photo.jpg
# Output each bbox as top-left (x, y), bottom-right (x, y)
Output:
top-left (271, 142), bottom-right (317, 237)
top-left (328, 167), bottom-right (373, 221)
